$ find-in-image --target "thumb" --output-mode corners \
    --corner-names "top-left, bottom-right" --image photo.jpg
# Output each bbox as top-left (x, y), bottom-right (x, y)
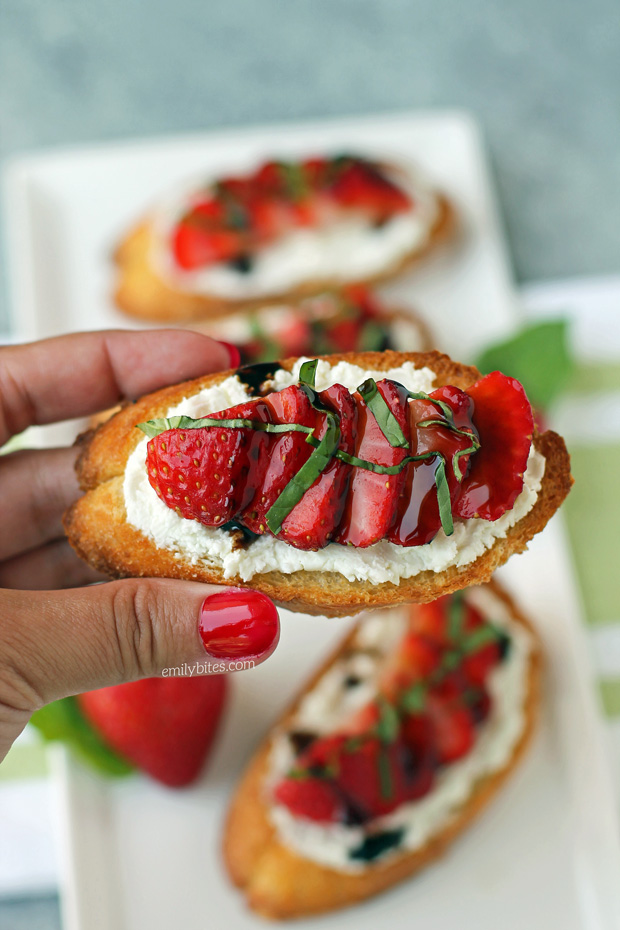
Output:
top-left (0, 580), bottom-right (279, 753)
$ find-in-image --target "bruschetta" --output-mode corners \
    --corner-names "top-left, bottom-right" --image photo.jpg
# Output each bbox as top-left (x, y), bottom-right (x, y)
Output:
top-left (223, 581), bottom-right (542, 918)
top-left (113, 154), bottom-right (455, 323)
top-left (64, 350), bottom-right (572, 616)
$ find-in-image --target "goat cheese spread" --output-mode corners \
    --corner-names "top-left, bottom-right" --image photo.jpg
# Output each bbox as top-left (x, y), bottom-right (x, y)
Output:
top-left (150, 175), bottom-right (440, 300)
top-left (266, 588), bottom-right (532, 870)
top-left (123, 358), bottom-right (546, 583)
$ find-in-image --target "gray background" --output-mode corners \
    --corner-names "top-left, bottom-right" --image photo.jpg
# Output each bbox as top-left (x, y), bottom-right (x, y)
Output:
top-left (0, 0), bottom-right (618, 925)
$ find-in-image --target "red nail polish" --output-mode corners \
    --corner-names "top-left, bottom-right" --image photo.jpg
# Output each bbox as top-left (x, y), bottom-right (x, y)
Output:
top-left (219, 341), bottom-right (241, 369)
top-left (199, 588), bottom-right (279, 661)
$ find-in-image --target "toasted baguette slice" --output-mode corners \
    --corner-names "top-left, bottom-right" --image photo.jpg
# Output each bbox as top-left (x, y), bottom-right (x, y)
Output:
top-left (223, 581), bottom-right (542, 919)
top-left (113, 195), bottom-right (455, 324)
top-left (64, 350), bottom-right (572, 617)
top-left (189, 292), bottom-right (433, 358)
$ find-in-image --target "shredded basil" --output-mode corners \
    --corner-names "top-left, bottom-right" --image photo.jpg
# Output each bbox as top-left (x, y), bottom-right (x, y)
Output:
top-left (265, 412), bottom-right (341, 534)
top-left (375, 699), bottom-right (400, 744)
top-left (137, 415), bottom-right (314, 439)
top-left (452, 441), bottom-right (480, 481)
top-left (460, 622), bottom-right (503, 654)
top-left (377, 748), bottom-right (394, 800)
top-left (357, 378), bottom-right (409, 449)
top-left (447, 591), bottom-right (465, 641)
top-left (435, 455), bottom-right (454, 537)
top-left (400, 682), bottom-right (426, 713)
top-left (298, 358), bottom-right (319, 388)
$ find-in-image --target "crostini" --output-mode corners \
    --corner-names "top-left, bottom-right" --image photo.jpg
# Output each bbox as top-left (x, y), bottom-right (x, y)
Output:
top-left (223, 581), bottom-right (542, 918)
top-left (64, 350), bottom-right (572, 616)
top-left (199, 285), bottom-right (431, 364)
top-left (113, 154), bottom-right (455, 323)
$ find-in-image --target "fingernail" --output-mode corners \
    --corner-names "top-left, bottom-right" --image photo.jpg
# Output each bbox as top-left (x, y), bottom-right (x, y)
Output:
top-left (199, 588), bottom-right (279, 661)
top-left (219, 341), bottom-right (241, 368)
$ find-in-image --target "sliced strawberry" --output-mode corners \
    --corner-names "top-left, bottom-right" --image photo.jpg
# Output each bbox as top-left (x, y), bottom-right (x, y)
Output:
top-left (78, 675), bottom-right (227, 788)
top-left (411, 598), bottom-right (450, 645)
top-left (146, 398), bottom-right (272, 527)
top-left (454, 371), bottom-right (534, 521)
top-left (273, 776), bottom-right (344, 822)
top-left (327, 317), bottom-right (364, 352)
top-left (388, 386), bottom-right (477, 546)
top-left (335, 379), bottom-right (410, 547)
top-left (240, 385), bottom-right (320, 537)
top-left (329, 160), bottom-right (411, 219)
top-left (279, 384), bottom-right (356, 549)
top-left (379, 633), bottom-right (441, 700)
top-left (343, 701), bottom-right (381, 737)
top-left (277, 318), bottom-right (313, 357)
top-left (172, 222), bottom-right (241, 270)
top-left (428, 698), bottom-right (475, 765)
top-left (335, 736), bottom-right (433, 818)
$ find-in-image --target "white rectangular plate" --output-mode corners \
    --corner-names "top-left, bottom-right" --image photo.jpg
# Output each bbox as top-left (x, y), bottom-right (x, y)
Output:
top-left (4, 111), bottom-right (620, 930)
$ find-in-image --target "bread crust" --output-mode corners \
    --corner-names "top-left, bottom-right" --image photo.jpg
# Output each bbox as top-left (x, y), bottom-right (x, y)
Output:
top-left (112, 196), bottom-right (456, 323)
top-left (64, 350), bottom-right (573, 616)
top-left (222, 580), bottom-right (543, 919)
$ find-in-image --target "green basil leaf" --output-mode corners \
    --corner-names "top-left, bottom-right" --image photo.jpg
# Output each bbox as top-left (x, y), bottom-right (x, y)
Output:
top-left (375, 699), bottom-right (400, 743)
top-left (377, 747), bottom-right (394, 800)
top-left (358, 378), bottom-right (409, 449)
top-left (30, 697), bottom-right (134, 777)
top-left (435, 455), bottom-right (454, 537)
top-left (407, 390), bottom-right (458, 430)
top-left (333, 448), bottom-right (435, 475)
top-left (452, 442), bottom-right (479, 482)
top-left (359, 320), bottom-right (388, 352)
top-left (137, 415), bottom-right (314, 439)
top-left (265, 412), bottom-right (341, 534)
top-left (475, 319), bottom-right (574, 411)
top-left (400, 682), bottom-right (426, 713)
top-left (299, 358), bottom-right (319, 388)
top-left (447, 591), bottom-right (465, 641)
top-left (461, 622), bottom-right (502, 654)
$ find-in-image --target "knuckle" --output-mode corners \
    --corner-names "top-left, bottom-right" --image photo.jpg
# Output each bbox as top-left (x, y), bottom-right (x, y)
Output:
top-left (110, 581), bottom-right (163, 679)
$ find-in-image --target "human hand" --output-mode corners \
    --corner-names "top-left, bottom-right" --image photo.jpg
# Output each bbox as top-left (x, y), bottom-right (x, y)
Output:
top-left (0, 330), bottom-right (280, 762)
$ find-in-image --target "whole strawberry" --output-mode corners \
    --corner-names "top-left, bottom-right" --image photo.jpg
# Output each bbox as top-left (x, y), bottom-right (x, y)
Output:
top-left (78, 675), bottom-right (228, 788)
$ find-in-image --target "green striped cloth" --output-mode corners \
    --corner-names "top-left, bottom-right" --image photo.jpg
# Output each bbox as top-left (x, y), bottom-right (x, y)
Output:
top-left (522, 277), bottom-right (620, 792)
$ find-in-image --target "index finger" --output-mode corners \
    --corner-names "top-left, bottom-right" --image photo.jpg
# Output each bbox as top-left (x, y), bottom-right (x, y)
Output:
top-left (0, 330), bottom-right (236, 445)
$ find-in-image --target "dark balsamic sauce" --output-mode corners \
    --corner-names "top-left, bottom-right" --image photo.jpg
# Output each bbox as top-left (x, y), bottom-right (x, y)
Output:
top-left (228, 253), bottom-right (253, 273)
top-left (288, 731), bottom-right (317, 755)
top-left (349, 828), bottom-right (405, 862)
top-left (235, 361), bottom-right (283, 395)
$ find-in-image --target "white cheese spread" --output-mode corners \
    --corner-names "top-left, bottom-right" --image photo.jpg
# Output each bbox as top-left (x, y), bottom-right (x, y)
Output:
top-left (266, 587), bottom-right (533, 871)
top-left (123, 358), bottom-right (546, 584)
top-left (150, 171), bottom-right (440, 300)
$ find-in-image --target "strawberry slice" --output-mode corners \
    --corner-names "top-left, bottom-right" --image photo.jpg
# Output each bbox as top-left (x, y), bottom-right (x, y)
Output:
top-left (240, 385), bottom-right (320, 537)
top-left (279, 384), bottom-right (357, 549)
top-left (336, 736), bottom-right (434, 819)
top-left (146, 398), bottom-right (273, 527)
top-left (454, 371), bottom-right (534, 521)
top-left (273, 776), bottom-right (344, 822)
top-left (172, 221), bottom-right (242, 270)
top-left (329, 160), bottom-right (411, 219)
top-left (388, 385), bottom-right (477, 546)
top-left (327, 317), bottom-right (364, 352)
top-left (335, 379), bottom-right (410, 547)
top-left (428, 698), bottom-right (475, 765)
top-left (77, 675), bottom-right (227, 788)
